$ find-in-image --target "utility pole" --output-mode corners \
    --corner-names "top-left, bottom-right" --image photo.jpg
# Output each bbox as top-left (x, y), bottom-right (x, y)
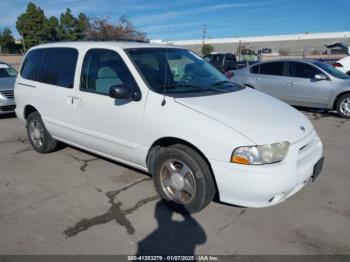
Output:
top-left (238, 40), bottom-right (242, 61)
top-left (202, 24), bottom-right (207, 46)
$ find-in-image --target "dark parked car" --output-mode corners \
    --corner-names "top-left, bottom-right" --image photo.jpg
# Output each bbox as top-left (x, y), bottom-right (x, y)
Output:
top-left (203, 53), bottom-right (240, 73)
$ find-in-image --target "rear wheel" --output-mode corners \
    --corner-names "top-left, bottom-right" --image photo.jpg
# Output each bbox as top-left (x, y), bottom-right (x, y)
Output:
top-left (335, 93), bottom-right (350, 119)
top-left (152, 144), bottom-right (215, 213)
top-left (27, 112), bottom-right (58, 153)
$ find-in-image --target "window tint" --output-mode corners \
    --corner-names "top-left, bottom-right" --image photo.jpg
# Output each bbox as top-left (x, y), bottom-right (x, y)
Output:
top-left (225, 54), bottom-right (236, 61)
top-left (289, 62), bottom-right (322, 79)
top-left (259, 62), bottom-right (284, 76)
top-left (250, 64), bottom-right (259, 74)
top-left (38, 48), bottom-right (78, 88)
top-left (21, 48), bottom-right (78, 88)
top-left (212, 55), bottom-right (223, 63)
top-left (21, 49), bottom-right (44, 81)
top-left (81, 49), bottom-right (137, 95)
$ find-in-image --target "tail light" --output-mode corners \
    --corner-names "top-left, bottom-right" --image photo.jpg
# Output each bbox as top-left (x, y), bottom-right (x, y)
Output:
top-left (333, 63), bottom-right (343, 68)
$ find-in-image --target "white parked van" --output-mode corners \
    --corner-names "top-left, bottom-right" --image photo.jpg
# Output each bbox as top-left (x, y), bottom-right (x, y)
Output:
top-left (15, 42), bottom-right (324, 213)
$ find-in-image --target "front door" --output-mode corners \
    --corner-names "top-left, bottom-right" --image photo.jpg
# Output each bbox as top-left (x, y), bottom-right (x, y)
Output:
top-left (76, 48), bottom-right (147, 166)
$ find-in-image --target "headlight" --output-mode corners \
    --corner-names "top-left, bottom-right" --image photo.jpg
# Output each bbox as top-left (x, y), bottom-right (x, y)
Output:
top-left (231, 141), bottom-right (290, 165)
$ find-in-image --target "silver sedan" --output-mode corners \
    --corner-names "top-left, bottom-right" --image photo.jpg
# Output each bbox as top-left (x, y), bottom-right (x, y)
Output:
top-left (0, 62), bottom-right (17, 115)
top-left (233, 59), bottom-right (350, 118)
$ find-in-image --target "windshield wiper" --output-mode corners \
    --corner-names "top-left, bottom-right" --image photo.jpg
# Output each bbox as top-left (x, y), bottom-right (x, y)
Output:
top-left (207, 80), bottom-right (234, 93)
top-left (209, 80), bottom-right (231, 87)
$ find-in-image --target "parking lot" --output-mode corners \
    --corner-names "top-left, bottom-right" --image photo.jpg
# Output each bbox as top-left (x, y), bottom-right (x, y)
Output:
top-left (0, 110), bottom-right (349, 255)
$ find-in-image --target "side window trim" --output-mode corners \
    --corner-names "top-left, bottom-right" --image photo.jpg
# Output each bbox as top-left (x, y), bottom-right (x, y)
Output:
top-left (79, 48), bottom-right (141, 98)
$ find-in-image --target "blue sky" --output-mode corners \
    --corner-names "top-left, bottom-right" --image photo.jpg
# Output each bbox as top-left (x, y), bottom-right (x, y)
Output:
top-left (0, 0), bottom-right (349, 40)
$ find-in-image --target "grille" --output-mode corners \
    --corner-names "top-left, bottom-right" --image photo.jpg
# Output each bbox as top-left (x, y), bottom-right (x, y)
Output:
top-left (0, 105), bottom-right (16, 111)
top-left (0, 89), bottom-right (14, 99)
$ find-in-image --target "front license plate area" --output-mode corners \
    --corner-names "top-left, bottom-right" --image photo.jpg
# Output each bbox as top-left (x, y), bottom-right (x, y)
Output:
top-left (312, 157), bottom-right (324, 182)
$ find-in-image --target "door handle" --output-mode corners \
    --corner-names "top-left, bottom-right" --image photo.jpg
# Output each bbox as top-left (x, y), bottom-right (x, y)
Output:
top-left (287, 82), bottom-right (296, 86)
top-left (72, 97), bottom-right (83, 107)
top-left (67, 96), bottom-right (83, 107)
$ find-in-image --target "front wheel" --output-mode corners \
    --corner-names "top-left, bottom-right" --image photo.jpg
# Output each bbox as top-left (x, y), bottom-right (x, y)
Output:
top-left (335, 93), bottom-right (350, 119)
top-left (152, 144), bottom-right (216, 213)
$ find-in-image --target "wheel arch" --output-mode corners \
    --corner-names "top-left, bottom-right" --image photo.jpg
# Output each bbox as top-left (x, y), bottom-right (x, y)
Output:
top-left (24, 105), bottom-right (39, 120)
top-left (333, 91), bottom-right (350, 109)
top-left (146, 136), bottom-right (220, 199)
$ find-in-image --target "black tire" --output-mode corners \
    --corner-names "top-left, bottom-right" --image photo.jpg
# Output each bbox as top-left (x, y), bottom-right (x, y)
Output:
top-left (335, 93), bottom-right (350, 119)
top-left (152, 144), bottom-right (216, 213)
top-left (26, 112), bottom-right (58, 153)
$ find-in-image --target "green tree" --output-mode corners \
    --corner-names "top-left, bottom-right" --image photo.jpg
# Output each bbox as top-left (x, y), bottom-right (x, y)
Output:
top-left (16, 2), bottom-right (48, 49)
top-left (77, 13), bottom-right (89, 39)
top-left (59, 8), bottom-right (86, 41)
top-left (0, 27), bottom-right (16, 53)
top-left (201, 44), bottom-right (214, 56)
top-left (45, 16), bottom-right (59, 42)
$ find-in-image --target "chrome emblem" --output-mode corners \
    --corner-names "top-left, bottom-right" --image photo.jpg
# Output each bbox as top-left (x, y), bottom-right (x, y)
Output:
top-left (300, 125), bottom-right (306, 132)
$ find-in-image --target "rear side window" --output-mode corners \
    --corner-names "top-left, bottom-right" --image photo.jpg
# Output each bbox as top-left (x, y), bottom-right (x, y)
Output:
top-left (38, 48), bottom-right (78, 88)
top-left (20, 48), bottom-right (78, 88)
top-left (288, 62), bottom-right (321, 79)
top-left (259, 62), bottom-right (284, 76)
top-left (21, 49), bottom-right (44, 81)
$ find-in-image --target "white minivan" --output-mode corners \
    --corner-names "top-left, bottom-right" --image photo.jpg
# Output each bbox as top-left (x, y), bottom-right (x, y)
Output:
top-left (15, 42), bottom-right (324, 213)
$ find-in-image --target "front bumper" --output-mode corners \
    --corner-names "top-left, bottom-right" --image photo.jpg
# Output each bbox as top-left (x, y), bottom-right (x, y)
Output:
top-left (211, 130), bottom-right (323, 208)
top-left (0, 99), bottom-right (16, 114)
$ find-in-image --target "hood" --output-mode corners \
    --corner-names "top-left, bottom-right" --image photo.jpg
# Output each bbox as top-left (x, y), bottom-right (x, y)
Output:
top-left (0, 77), bottom-right (16, 90)
top-left (175, 88), bottom-right (313, 145)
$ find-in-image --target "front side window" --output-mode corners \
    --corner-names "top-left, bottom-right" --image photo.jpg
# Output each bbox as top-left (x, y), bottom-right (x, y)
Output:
top-left (126, 48), bottom-right (243, 95)
top-left (0, 64), bottom-right (17, 78)
top-left (80, 49), bottom-right (137, 95)
top-left (288, 62), bottom-right (321, 79)
top-left (259, 62), bottom-right (284, 76)
top-left (313, 61), bottom-right (350, 79)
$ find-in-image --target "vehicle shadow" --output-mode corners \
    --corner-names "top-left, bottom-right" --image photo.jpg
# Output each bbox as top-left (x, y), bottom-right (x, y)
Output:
top-left (136, 200), bottom-right (207, 256)
top-left (293, 106), bottom-right (339, 120)
top-left (0, 112), bottom-right (16, 119)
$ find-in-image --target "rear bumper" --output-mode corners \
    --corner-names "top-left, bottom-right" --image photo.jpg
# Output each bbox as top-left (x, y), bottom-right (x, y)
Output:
top-left (210, 130), bottom-right (323, 208)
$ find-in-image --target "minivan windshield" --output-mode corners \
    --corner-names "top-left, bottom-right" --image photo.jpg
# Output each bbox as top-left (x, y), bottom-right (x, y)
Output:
top-left (0, 63), bottom-right (17, 78)
top-left (126, 48), bottom-right (244, 95)
top-left (313, 61), bottom-right (350, 80)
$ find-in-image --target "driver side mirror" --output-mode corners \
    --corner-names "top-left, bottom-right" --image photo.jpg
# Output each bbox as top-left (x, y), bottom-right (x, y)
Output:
top-left (314, 74), bottom-right (328, 81)
top-left (109, 85), bottom-right (141, 101)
